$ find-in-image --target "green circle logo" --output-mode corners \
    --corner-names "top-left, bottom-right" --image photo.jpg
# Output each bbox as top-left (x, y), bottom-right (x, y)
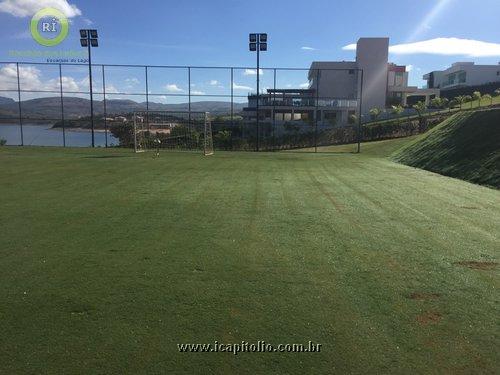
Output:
top-left (30, 7), bottom-right (69, 47)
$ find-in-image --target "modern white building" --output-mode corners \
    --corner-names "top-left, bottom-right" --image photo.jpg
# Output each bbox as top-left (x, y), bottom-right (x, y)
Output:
top-left (423, 62), bottom-right (500, 90)
top-left (243, 37), bottom-right (432, 126)
top-left (307, 38), bottom-right (432, 118)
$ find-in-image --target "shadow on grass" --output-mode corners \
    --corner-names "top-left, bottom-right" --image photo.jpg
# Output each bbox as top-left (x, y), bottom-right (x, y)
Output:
top-left (82, 155), bottom-right (132, 159)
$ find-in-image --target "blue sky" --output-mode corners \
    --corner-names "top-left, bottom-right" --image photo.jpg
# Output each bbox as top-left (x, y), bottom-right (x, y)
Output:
top-left (0, 0), bottom-right (499, 103)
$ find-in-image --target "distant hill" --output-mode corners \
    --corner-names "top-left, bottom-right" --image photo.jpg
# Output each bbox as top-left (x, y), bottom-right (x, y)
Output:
top-left (0, 96), bottom-right (246, 121)
top-left (392, 109), bottom-right (500, 188)
top-left (0, 97), bottom-right (15, 105)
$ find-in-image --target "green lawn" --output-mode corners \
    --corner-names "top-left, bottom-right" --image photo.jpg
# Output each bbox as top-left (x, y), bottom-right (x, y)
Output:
top-left (393, 109), bottom-right (500, 188)
top-left (0, 141), bottom-right (499, 374)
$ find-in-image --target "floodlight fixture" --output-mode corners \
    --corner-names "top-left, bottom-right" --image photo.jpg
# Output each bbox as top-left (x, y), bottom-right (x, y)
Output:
top-left (90, 29), bottom-right (98, 38)
top-left (80, 38), bottom-right (88, 47)
top-left (80, 29), bottom-right (88, 38)
top-left (249, 43), bottom-right (257, 51)
top-left (90, 38), bottom-right (98, 47)
top-left (249, 33), bottom-right (257, 43)
top-left (259, 33), bottom-right (267, 42)
top-left (259, 43), bottom-right (267, 51)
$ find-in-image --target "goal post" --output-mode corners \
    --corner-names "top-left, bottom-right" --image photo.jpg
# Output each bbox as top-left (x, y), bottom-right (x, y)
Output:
top-left (133, 111), bottom-right (213, 155)
top-left (203, 112), bottom-right (214, 156)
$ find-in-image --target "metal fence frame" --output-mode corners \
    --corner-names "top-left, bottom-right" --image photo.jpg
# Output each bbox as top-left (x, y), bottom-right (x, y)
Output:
top-left (0, 61), bottom-right (365, 152)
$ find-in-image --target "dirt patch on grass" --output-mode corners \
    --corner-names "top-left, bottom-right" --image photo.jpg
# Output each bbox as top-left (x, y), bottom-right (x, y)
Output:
top-left (455, 261), bottom-right (497, 270)
top-left (416, 311), bottom-right (442, 325)
top-left (408, 292), bottom-right (440, 301)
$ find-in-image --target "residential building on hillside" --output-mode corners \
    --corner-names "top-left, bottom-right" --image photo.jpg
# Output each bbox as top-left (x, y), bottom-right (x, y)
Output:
top-left (243, 37), bottom-right (436, 126)
top-left (424, 62), bottom-right (500, 90)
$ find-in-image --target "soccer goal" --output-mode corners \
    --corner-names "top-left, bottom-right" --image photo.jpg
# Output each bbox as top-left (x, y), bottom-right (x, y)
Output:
top-left (133, 111), bottom-right (214, 155)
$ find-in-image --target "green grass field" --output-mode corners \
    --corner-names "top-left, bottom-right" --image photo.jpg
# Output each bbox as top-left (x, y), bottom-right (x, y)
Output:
top-left (0, 140), bottom-right (499, 374)
top-left (393, 109), bottom-right (500, 188)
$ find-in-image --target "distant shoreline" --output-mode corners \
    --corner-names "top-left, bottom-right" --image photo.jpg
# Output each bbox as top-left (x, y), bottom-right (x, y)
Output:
top-left (0, 123), bottom-right (107, 133)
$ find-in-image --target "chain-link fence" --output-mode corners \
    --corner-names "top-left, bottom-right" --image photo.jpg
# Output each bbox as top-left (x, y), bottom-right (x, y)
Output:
top-left (0, 62), bottom-right (369, 152)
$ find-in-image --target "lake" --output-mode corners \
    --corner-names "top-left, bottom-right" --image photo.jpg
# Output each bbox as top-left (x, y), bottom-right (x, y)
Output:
top-left (0, 123), bottom-right (119, 147)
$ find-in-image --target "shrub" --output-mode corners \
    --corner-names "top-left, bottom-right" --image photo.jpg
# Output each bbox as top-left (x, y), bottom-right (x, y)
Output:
top-left (0, 138), bottom-right (6, 146)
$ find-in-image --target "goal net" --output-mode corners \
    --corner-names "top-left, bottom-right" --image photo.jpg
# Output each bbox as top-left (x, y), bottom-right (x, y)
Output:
top-left (133, 111), bottom-right (213, 155)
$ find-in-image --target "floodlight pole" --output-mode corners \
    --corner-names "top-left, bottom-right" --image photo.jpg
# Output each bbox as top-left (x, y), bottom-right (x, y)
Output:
top-left (80, 29), bottom-right (98, 148)
top-left (256, 42), bottom-right (260, 152)
top-left (87, 39), bottom-right (95, 148)
top-left (249, 33), bottom-right (267, 151)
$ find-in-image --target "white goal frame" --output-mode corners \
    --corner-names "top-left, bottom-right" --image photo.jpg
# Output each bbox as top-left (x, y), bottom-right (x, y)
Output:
top-left (133, 111), bottom-right (213, 155)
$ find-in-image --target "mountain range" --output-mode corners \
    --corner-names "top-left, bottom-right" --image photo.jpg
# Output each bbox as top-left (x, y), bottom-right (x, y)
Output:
top-left (0, 96), bottom-right (246, 122)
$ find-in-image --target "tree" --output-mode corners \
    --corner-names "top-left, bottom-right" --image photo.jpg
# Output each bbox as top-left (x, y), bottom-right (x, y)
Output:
top-left (449, 99), bottom-right (458, 112)
top-left (455, 95), bottom-right (466, 110)
top-left (214, 130), bottom-right (232, 150)
top-left (441, 97), bottom-right (449, 111)
top-left (481, 94), bottom-right (492, 106)
top-left (494, 88), bottom-right (500, 97)
top-left (464, 95), bottom-right (472, 109)
top-left (369, 107), bottom-right (382, 121)
top-left (412, 101), bottom-right (427, 125)
top-left (391, 105), bottom-right (404, 125)
top-left (430, 97), bottom-right (442, 109)
top-left (472, 91), bottom-right (481, 108)
top-left (348, 114), bottom-right (358, 125)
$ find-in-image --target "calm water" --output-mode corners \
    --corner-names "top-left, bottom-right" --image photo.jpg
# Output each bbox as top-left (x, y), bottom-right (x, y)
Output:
top-left (0, 123), bottom-right (118, 147)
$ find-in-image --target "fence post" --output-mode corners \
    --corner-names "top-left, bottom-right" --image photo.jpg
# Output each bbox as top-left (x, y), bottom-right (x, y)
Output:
top-left (16, 63), bottom-right (23, 146)
top-left (357, 69), bottom-right (364, 153)
top-left (102, 65), bottom-right (108, 147)
top-left (273, 68), bottom-right (276, 151)
top-left (145, 66), bottom-right (149, 132)
top-left (59, 64), bottom-right (66, 147)
top-left (315, 69), bottom-right (320, 153)
top-left (230, 67), bottom-right (234, 126)
top-left (188, 67), bottom-right (191, 125)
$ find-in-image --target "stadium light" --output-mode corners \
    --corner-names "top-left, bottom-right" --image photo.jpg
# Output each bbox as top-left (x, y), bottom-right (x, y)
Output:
top-left (248, 33), bottom-right (268, 151)
top-left (80, 29), bottom-right (99, 147)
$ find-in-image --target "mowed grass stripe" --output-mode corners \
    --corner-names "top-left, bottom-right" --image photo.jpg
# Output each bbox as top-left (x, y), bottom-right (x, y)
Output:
top-left (0, 144), bottom-right (498, 374)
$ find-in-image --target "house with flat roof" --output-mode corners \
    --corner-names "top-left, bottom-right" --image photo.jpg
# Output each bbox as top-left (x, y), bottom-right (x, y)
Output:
top-left (424, 62), bottom-right (500, 90)
top-left (244, 37), bottom-right (433, 126)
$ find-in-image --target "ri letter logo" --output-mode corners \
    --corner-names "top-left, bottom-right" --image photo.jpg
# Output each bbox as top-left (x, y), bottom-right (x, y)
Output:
top-left (30, 7), bottom-right (69, 47)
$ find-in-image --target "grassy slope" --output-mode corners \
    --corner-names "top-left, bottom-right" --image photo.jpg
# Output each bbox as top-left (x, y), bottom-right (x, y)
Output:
top-left (0, 144), bottom-right (499, 374)
top-left (392, 109), bottom-right (500, 188)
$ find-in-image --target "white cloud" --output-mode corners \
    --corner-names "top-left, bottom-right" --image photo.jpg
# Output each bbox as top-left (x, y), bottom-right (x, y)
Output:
top-left (243, 69), bottom-right (264, 76)
top-left (232, 82), bottom-right (253, 91)
top-left (406, 65), bottom-right (414, 72)
top-left (105, 85), bottom-right (119, 94)
top-left (301, 46), bottom-right (317, 51)
top-left (209, 80), bottom-right (219, 85)
top-left (390, 38), bottom-right (500, 57)
top-left (0, 64), bottom-right (87, 92)
top-left (191, 90), bottom-right (205, 95)
top-left (125, 77), bottom-right (140, 85)
top-left (342, 43), bottom-right (357, 51)
top-left (0, 0), bottom-right (82, 17)
top-left (164, 84), bottom-right (183, 93)
top-left (342, 38), bottom-right (500, 57)
top-left (299, 82), bottom-right (310, 88)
